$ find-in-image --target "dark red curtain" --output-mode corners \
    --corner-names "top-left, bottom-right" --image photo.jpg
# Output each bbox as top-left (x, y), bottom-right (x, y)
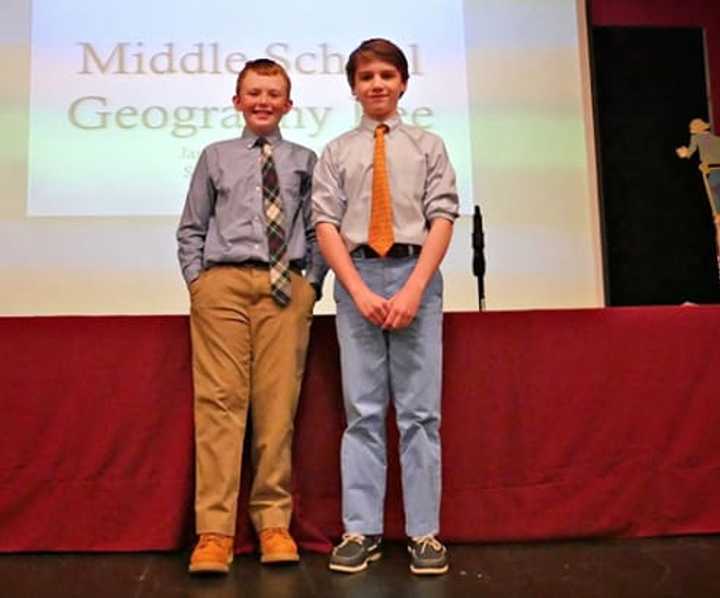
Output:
top-left (2, 307), bottom-right (720, 553)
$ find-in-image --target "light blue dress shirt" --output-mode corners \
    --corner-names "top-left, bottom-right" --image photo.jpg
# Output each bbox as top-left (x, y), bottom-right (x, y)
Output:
top-left (177, 127), bottom-right (327, 288)
top-left (311, 114), bottom-right (459, 250)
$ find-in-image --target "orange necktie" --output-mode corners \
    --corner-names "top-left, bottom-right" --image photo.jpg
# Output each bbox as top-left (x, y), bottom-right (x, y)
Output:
top-left (367, 124), bottom-right (394, 257)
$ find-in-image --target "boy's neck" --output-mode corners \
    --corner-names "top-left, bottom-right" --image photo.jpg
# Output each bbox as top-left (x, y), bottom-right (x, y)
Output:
top-left (360, 111), bottom-right (400, 129)
top-left (242, 126), bottom-right (282, 140)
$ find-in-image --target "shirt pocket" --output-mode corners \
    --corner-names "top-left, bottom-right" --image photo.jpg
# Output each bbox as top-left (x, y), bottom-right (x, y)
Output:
top-left (389, 152), bottom-right (427, 202)
top-left (279, 169), bottom-right (305, 223)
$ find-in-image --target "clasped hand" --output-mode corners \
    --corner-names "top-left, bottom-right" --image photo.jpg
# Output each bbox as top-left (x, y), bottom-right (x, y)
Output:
top-left (353, 285), bottom-right (422, 330)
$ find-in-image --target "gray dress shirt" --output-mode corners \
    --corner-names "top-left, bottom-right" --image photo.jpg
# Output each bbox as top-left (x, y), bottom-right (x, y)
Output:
top-left (177, 128), bottom-right (327, 288)
top-left (687, 132), bottom-right (720, 164)
top-left (311, 114), bottom-right (459, 250)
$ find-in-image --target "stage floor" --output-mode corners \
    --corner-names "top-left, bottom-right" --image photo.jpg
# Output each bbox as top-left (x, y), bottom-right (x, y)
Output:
top-left (1, 535), bottom-right (719, 598)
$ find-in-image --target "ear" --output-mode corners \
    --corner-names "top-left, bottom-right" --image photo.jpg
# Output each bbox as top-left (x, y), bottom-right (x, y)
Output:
top-left (282, 98), bottom-right (293, 115)
top-left (232, 94), bottom-right (242, 112)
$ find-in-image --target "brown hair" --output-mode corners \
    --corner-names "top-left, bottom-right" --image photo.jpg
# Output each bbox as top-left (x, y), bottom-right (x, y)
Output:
top-left (345, 38), bottom-right (409, 90)
top-left (235, 58), bottom-right (292, 98)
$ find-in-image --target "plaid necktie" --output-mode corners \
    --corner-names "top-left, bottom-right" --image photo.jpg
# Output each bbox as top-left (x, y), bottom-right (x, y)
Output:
top-left (258, 137), bottom-right (291, 306)
top-left (367, 124), bottom-right (394, 257)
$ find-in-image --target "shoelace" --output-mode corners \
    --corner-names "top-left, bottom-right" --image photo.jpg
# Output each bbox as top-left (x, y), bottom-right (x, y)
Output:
top-left (262, 527), bottom-right (290, 540)
top-left (197, 533), bottom-right (228, 549)
top-left (412, 535), bottom-right (443, 554)
top-left (338, 532), bottom-right (366, 548)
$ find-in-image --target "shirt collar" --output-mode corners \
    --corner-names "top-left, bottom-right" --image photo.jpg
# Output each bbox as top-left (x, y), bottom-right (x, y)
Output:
top-left (359, 113), bottom-right (402, 134)
top-left (241, 127), bottom-right (283, 149)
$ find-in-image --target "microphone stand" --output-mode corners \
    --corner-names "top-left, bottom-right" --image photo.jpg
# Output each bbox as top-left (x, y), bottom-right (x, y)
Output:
top-left (472, 205), bottom-right (486, 311)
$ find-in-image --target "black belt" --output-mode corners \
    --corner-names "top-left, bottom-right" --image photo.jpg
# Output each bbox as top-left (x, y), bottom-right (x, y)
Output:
top-left (231, 259), bottom-right (304, 273)
top-left (351, 243), bottom-right (422, 259)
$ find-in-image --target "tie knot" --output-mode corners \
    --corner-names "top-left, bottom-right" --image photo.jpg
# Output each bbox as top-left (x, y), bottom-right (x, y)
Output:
top-left (256, 137), bottom-right (272, 157)
top-left (374, 124), bottom-right (389, 138)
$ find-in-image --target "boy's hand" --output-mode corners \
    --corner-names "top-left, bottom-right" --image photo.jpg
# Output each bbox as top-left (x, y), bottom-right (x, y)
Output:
top-left (352, 287), bottom-right (390, 327)
top-left (383, 286), bottom-right (423, 330)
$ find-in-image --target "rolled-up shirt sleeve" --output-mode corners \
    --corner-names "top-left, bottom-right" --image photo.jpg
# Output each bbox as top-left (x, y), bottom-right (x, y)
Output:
top-left (177, 148), bottom-right (216, 286)
top-left (311, 145), bottom-right (347, 228)
top-left (423, 138), bottom-right (459, 223)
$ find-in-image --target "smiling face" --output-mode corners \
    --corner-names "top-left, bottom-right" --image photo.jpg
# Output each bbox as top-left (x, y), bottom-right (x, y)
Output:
top-left (233, 70), bottom-right (293, 136)
top-left (352, 57), bottom-right (406, 122)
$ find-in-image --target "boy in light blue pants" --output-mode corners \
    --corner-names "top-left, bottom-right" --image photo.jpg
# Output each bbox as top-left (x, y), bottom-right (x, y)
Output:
top-left (312, 38), bottom-right (459, 575)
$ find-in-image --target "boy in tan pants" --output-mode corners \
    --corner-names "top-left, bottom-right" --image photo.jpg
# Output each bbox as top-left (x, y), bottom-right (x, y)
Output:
top-left (177, 58), bottom-right (326, 574)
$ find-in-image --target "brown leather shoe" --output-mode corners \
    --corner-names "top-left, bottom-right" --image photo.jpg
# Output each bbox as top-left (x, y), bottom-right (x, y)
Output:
top-left (258, 527), bottom-right (300, 564)
top-left (188, 533), bottom-right (234, 574)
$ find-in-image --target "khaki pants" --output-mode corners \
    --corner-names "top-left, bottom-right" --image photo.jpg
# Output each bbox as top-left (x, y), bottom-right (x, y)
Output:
top-left (189, 265), bottom-right (316, 535)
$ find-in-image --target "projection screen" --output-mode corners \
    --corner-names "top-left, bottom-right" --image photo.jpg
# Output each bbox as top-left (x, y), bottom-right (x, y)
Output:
top-left (0, 0), bottom-right (602, 315)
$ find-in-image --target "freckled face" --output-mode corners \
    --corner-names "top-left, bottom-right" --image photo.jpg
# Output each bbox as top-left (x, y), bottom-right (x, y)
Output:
top-left (233, 71), bottom-right (292, 135)
top-left (352, 58), bottom-right (406, 121)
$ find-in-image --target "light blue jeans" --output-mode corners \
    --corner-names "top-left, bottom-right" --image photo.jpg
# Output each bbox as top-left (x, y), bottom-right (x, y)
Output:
top-left (334, 256), bottom-right (443, 537)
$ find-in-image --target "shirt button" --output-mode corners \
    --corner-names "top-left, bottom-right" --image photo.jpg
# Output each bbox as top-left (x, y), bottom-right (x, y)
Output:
top-left (256, 186), bottom-right (261, 192)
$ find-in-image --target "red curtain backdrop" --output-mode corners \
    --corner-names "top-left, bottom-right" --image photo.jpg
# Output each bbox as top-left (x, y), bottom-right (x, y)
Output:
top-left (2, 307), bottom-right (720, 553)
top-left (589, 0), bottom-right (720, 128)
